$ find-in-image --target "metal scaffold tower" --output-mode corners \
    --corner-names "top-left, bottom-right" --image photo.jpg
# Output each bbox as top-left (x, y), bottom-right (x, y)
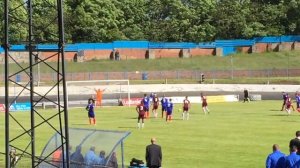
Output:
top-left (2, 0), bottom-right (69, 167)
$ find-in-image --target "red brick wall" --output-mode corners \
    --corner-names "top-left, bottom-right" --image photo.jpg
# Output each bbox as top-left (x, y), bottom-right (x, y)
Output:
top-left (153, 49), bottom-right (181, 58)
top-left (190, 48), bottom-right (215, 56)
top-left (41, 52), bottom-right (76, 62)
top-left (117, 49), bottom-right (147, 59)
top-left (254, 43), bottom-right (268, 53)
top-left (83, 50), bottom-right (111, 60)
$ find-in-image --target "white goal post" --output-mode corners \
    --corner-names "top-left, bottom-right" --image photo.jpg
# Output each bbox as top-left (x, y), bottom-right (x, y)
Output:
top-left (66, 80), bottom-right (131, 108)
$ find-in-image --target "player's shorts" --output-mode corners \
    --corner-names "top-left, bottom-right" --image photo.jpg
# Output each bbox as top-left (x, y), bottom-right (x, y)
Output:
top-left (144, 106), bottom-right (149, 112)
top-left (138, 113), bottom-right (145, 120)
top-left (202, 102), bottom-right (207, 107)
top-left (183, 106), bottom-right (189, 111)
top-left (166, 111), bottom-right (172, 115)
top-left (153, 104), bottom-right (158, 110)
top-left (88, 112), bottom-right (95, 118)
top-left (162, 106), bottom-right (167, 111)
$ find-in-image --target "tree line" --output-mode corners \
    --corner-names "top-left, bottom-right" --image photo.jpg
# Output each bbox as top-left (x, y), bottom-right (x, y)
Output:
top-left (1, 0), bottom-right (300, 44)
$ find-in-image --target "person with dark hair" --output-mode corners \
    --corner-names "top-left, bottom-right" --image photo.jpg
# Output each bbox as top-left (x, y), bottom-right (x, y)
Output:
top-left (243, 89), bottom-right (250, 102)
top-left (106, 152), bottom-right (118, 168)
top-left (289, 131), bottom-right (300, 154)
top-left (281, 92), bottom-right (289, 111)
top-left (266, 144), bottom-right (285, 168)
top-left (86, 99), bottom-right (96, 125)
top-left (98, 150), bottom-right (106, 166)
top-left (136, 100), bottom-right (146, 129)
top-left (152, 93), bottom-right (159, 118)
top-left (160, 95), bottom-right (168, 118)
top-left (142, 94), bottom-right (151, 119)
top-left (201, 93), bottom-right (209, 114)
top-left (70, 146), bottom-right (84, 168)
top-left (146, 138), bottom-right (162, 168)
top-left (166, 98), bottom-right (173, 122)
top-left (182, 96), bottom-right (191, 120)
top-left (114, 49), bottom-right (120, 61)
top-left (285, 146), bottom-right (300, 167)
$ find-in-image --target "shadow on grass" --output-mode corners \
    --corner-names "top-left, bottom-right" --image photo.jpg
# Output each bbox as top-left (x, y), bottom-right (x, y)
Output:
top-left (118, 126), bottom-right (136, 129)
top-left (269, 109), bottom-right (282, 112)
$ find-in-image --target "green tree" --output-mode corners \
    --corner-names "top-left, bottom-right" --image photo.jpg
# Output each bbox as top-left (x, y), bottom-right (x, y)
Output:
top-left (66, 0), bottom-right (123, 42)
top-left (283, 0), bottom-right (300, 34)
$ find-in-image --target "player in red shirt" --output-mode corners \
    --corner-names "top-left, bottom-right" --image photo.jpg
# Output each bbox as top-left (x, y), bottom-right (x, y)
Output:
top-left (182, 96), bottom-right (191, 120)
top-left (152, 94), bottom-right (159, 118)
top-left (285, 97), bottom-right (295, 115)
top-left (201, 93), bottom-right (209, 114)
top-left (136, 101), bottom-right (146, 129)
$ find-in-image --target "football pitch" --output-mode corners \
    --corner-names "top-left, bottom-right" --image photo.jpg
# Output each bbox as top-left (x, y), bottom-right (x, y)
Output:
top-left (0, 100), bottom-right (299, 167)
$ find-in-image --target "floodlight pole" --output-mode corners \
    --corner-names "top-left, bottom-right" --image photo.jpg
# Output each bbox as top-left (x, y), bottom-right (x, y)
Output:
top-left (27, 0), bottom-right (36, 167)
top-left (4, 0), bottom-right (10, 167)
top-left (3, 0), bottom-right (70, 167)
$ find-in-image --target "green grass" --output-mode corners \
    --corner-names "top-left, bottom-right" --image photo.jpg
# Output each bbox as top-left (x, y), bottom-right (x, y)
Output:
top-left (1, 100), bottom-right (299, 167)
top-left (1, 50), bottom-right (300, 73)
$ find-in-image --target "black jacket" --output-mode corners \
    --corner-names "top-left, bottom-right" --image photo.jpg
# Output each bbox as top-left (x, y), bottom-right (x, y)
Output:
top-left (146, 144), bottom-right (162, 167)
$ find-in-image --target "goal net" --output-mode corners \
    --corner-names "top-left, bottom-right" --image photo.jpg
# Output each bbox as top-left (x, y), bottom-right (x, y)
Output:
top-left (66, 80), bottom-right (130, 108)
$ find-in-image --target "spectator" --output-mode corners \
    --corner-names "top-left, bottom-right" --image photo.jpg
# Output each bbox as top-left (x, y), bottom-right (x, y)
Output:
top-left (266, 144), bottom-right (285, 168)
top-left (285, 146), bottom-right (300, 168)
top-left (98, 150), bottom-right (106, 166)
top-left (84, 146), bottom-right (99, 167)
top-left (115, 49), bottom-right (120, 61)
top-left (146, 137), bottom-right (162, 168)
top-left (70, 146), bottom-right (84, 168)
top-left (52, 147), bottom-right (62, 167)
top-left (106, 152), bottom-right (118, 168)
top-left (289, 131), bottom-right (300, 154)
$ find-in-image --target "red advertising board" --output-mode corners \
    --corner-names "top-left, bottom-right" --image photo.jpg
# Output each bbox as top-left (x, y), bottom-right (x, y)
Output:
top-left (0, 104), bottom-right (5, 112)
top-left (121, 98), bottom-right (142, 106)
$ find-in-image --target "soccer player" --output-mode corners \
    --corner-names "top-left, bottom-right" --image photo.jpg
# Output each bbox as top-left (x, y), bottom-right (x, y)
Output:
top-left (281, 92), bottom-right (288, 111)
top-left (201, 93), bottom-right (209, 114)
top-left (86, 99), bottom-right (96, 125)
top-left (142, 94), bottom-right (151, 119)
top-left (161, 95), bottom-right (168, 118)
top-left (286, 97), bottom-right (293, 115)
top-left (152, 94), bottom-right (159, 118)
top-left (94, 88), bottom-right (106, 107)
top-left (295, 91), bottom-right (300, 110)
top-left (243, 89), bottom-right (250, 103)
top-left (136, 101), bottom-right (146, 129)
top-left (166, 98), bottom-right (173, 122)
top-left (182, 96), bottom-right (191, 120)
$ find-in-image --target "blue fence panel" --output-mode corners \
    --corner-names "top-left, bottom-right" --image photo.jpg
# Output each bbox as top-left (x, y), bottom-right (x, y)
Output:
top-left (254, 35), bottom-right (300, 43)
top-left (198, 42), bottom-right (216, 48)
top-left (113, 41), bottom-right (149, 49)
top-left (65, 44), bottom-right (79, 52)
top-left (0, 47), bottom-right (3, 53)
top-left (149, 42), bottom-right (197, 49)
top-left (11, 45), bottom-right (26, 51)
top-left (223, 47), bottom-right (237, 56)
top-left (215, 40), bottom-right (254, 47)
top-left (76, 43), bottom-right (113, 50)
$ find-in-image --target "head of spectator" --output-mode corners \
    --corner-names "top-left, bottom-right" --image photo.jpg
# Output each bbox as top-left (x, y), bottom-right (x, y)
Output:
top-left (272, 144), bottom-right (280, 152)
top-left (296, 131), bottom-right (300, 138)
top-left (90, 146), bottom-right (95, 152)
top-left (291, 145), bottom-right (298, 153)
top-left (100, 150), bottom-right (105, 158)
top-left (151, 137), bottom-right (156, 144)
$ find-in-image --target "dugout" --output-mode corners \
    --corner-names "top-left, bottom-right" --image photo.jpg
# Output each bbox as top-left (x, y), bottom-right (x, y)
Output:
top-left (39, 128), bottom-right (130, 168)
